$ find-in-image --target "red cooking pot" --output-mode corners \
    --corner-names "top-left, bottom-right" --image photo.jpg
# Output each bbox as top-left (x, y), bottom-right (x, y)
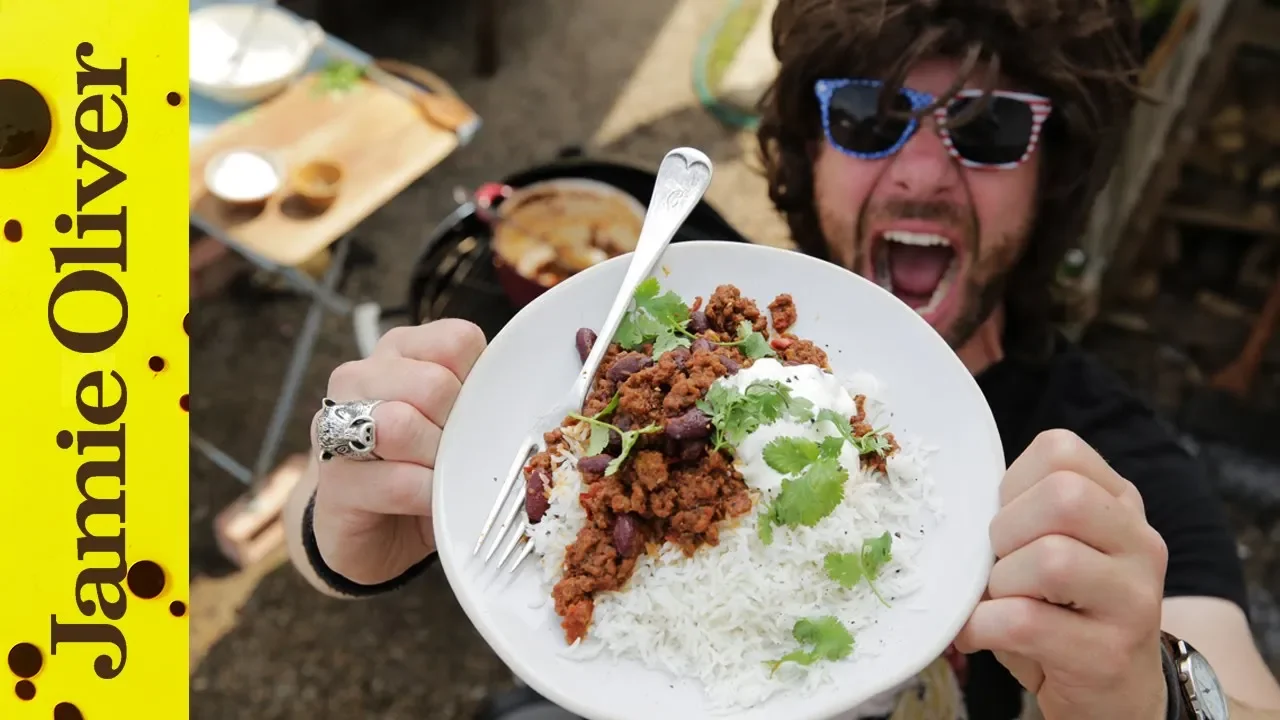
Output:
top-left (476, 178), bottom-right (647, 307)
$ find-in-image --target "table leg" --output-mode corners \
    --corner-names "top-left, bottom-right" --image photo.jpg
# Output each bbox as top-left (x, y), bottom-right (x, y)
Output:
top-left (252, 235), bottom-right (353, 479)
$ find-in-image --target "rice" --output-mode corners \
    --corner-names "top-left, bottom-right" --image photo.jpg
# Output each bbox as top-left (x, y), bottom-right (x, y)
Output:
top-left (527, 367), bottom-right (941, 713)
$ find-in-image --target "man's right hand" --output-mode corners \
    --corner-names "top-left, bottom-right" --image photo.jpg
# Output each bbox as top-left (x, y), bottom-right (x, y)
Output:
top-left (308, 319), bottom-right (486, 587)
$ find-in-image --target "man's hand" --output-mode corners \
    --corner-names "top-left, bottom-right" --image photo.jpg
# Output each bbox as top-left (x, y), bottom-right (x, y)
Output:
top-left (954, 429), bottom-right (1172, 720)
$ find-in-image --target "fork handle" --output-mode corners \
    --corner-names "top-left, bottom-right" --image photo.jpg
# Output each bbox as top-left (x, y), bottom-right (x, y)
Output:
top-left (567, 147), bottom-right (715, 407)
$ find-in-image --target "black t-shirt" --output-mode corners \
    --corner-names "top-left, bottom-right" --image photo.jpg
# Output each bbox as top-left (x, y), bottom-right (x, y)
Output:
top-left (957, 336), bottom-right (1249, 720)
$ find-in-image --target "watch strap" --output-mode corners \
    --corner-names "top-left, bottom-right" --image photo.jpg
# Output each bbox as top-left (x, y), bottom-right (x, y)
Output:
top-left (1161, 631), bottom-right (1191, 720)
top-left (301, 490), bottom-right (437, 597)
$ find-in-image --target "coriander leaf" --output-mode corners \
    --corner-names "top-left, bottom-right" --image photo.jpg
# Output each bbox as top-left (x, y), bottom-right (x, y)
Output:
top-left (604, 425), bottom-right (662, 475)
top-left (586, 422), bottom-right (611, 456)
top-left (788, 396), bottom-right (815, 423)
top-left (818, 436), bottom-right (845, 459)
top-left (739, 331), bottom-right (776, 359)
top-left (823, 533), bottom-right (894, 606)
top-left (793, 616), bottom-right (854, 659)
top-left (766, 616), bottom-right (854, 675)
top-left (817, 408), bottom-right (856, 444)
top-left (762, 436), bottom-right (820, 475)
top-left (569, 411), bottom-right (659, 475)
top-left (725, 319), bottom-right (776, 360)
top-left (614, 314), bottom-right (646, 348)
top-left (823, 552), bottom-right (864, 589)
top-left (861, 531), bottom-right (893, 578)
top-left (757, 510), bottom-right (774, 546)
top-left (860, 532), bottom-right (893, 606)
top-left (818, 408), bottom-right (891, 457)
top-left (651, 327), bottom-right (691, 358)
top-left (770, 457), bottom-right (847, 527)
top-left (632, 277), bottom-right (661, 305)
top-left (766, 649), bottom-right (815, 675)
top-left (639, 287), bottom-right (691, 329)
top-left (594, 393), bottom-right (620, 420)
top-left (745, 381), bottom-right (792, 423)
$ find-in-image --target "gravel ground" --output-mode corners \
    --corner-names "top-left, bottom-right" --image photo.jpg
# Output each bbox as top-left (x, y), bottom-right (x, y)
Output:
top-left (188, 2), bottom-right (1279, 718)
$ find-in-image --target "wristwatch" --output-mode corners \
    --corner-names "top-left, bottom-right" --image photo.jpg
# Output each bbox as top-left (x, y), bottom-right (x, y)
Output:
top-left (1161, 631), bottom-right (1231, 720)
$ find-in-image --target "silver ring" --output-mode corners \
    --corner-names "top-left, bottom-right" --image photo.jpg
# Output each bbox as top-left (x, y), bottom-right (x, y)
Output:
top-left (316, 398), bottom-right (385, 462)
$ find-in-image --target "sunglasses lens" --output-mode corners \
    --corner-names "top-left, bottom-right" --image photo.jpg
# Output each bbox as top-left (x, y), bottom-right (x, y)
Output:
top-left (827, 84), bottom-right (912, 155)
top-left (947, 95), bottom-right (1036, 165)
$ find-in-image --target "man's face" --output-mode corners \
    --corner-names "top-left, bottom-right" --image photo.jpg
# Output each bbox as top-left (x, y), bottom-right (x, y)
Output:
top-left (812, 57), bottom-right (1042, 349)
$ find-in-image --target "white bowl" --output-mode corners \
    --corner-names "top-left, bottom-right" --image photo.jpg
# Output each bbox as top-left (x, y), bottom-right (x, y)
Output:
top-left (203, 148), bottom-right (284, 205)
top-left (433, 241), bottom-right (1004, 720)
top-left (189, 4), bottom-right (325, 105)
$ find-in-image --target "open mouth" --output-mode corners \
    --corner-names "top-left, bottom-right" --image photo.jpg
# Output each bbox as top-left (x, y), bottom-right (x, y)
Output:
top-left (873, 230), bottom-right (960, 316)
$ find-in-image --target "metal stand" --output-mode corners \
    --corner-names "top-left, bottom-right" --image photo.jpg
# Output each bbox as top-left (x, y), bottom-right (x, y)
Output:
top-left (190, 228), bottom-right (360, 566)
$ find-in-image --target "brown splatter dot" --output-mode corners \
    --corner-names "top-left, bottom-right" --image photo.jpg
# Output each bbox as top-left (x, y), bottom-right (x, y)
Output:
top-left (56, 430), bottom-right (73, 449)
top-left (166, 91), bottom-right (183, 106)
top-left (54, 214), bottom-right (72, 233)
top-left (3, 220), bottom-right (21, 242)
top-left (54, 701), bottom-right (84, 720)
top-left (0, 79), bottom-right (53, 169)
top-left (7, 643), bottom-right (41, 677)
top-left (180, 394), bottom-right (190, 412)
top-left (169, 600), bottom-right (187, 617)
top-left (125, 560), bottom-right (165, 599)
top-left (149, 356), bottom-right (165, 372)
top-left (14, 680), bottom-right (34, 700)
top-left (183, 312), bottom-right (190, 335)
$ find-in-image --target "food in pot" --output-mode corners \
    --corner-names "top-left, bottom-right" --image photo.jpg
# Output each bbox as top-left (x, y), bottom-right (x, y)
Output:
top-left (491, 182), bottom-right (644, 288)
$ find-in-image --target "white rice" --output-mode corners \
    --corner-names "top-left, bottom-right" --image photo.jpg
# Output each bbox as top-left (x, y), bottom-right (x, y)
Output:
top-left (526, 366), bottom-right (941, 713)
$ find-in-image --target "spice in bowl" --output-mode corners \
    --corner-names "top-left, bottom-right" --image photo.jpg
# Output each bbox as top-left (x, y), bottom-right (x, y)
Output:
top-left (290, 159), bottom-right (343, 213)
top-left (205, 149), bottom-right (284, 210)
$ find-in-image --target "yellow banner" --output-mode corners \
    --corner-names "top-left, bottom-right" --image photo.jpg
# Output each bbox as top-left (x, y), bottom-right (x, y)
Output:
top-left (0, 1), bottom-right (190, 717)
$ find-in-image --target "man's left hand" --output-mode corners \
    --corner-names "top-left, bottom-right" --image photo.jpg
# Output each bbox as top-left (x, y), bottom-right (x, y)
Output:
top-left (953, 429), bottom-right (1172, 720)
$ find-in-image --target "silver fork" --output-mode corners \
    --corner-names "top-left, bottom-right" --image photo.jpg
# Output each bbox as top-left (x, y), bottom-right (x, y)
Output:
top-left (472, 147), bottom-right (715, 573)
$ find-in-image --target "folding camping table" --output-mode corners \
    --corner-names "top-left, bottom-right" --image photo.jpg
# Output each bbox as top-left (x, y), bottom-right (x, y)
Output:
top-left (188, 0), bottom-right (479, 564)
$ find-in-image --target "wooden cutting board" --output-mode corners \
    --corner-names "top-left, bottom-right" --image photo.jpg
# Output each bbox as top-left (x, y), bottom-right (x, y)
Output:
top-left (190, 72), bottom-right (468, 267)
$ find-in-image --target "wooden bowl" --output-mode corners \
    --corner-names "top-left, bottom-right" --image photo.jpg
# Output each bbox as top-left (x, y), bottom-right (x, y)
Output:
top-left (290, 159), bottom-right (343, 213)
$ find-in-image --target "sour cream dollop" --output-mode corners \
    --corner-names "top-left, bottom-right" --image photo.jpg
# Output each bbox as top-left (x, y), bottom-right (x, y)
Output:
top-left (715, 358), bottom-right (865, 495)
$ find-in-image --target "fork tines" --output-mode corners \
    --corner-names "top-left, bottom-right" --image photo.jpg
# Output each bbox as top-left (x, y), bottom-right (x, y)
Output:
top-left (473, 435), bottom-right (537, 573)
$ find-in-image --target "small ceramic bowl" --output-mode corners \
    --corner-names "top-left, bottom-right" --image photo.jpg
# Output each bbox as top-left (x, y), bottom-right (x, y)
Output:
top-left (290, 159), bottom-right (343, 213)
top-left (204, 148), bottom-right (285, 211)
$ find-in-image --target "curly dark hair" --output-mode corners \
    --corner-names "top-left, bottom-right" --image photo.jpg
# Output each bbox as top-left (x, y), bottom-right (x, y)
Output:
top-left (757, 0), bottom-right (1144, 361)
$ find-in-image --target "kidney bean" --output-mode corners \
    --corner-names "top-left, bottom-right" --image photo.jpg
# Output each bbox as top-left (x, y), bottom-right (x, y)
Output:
top-left (678, 439), bottom-right (706, 462)
top-left (525, 467), bottom-right (551, 523)
top-left (606, 353), bottom-right (653, 382)
top-left (668, 346), bottom-right (691, 370)
top-left (718, 355), bottom-right (741, 375)
top-left (691, 338), bottom-right (714, 354)
top-left (613, 513), bottom-right (642, 558)
top-left (688, 310), bottom-right (710, 334)
top-left (575, 328), bottom-right (597, 363)
top-left (577, 454), bottom-right (613, 474)
top-left (665, 408), bottom-right (711, 440)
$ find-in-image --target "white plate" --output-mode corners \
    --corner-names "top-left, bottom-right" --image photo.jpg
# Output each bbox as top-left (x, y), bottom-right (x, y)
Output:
top-left (434, 240), bottom-right (1004, 720)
